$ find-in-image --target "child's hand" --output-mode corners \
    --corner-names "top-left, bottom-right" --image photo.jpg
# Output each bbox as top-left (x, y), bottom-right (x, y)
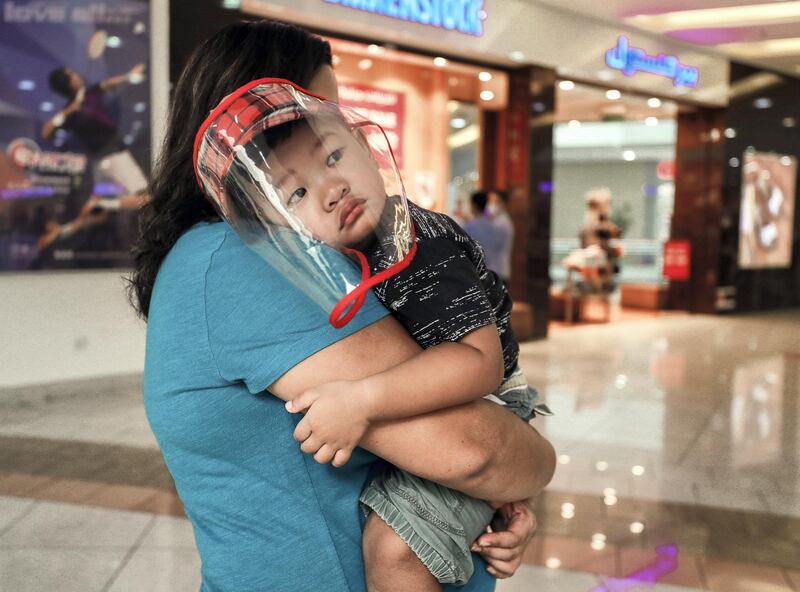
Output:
top-left (286, 380), bottom-right (371, 468)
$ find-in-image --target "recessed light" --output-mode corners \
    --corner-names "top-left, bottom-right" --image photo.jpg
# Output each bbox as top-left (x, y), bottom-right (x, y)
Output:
top-left (367, 44), bottom-right (382, 54)
top-left (559, 80), bottom-right (575, 91)
top-left (647, 97), bottom-right (662, 108)
top-left (509, 51), bottom-right (525, 62)
top-left (568, 119), bottom-right (581, 128)
top-left (782, 117), bottom-right (796, 127)
top-left (433, 56), bottom-right (448, 67)
top-left (753, 97), bottom-right (772, 109)
top-left (724, 127), bottom-right (736, 138)
top-left (450, 117), bottom-right (467, 129)
top-left (645, 116), bottom-right (658, 126)
top-left (480, 90), bottom-right (495, 101)
top-left (17, 80), bottom-right (35, 91)
top-left (606, 89), bottom-right (622, 100)
top-left (358, 58), bottom-right (373, 70)
top-left (623, 150), bottom-right (636, 161)
top-left (478, 71), bottom-right (492, 82)
top-left (630, 521), bottom-right (645, 534)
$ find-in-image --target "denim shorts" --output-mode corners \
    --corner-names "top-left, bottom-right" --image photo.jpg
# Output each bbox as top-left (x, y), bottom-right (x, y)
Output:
top-left (360, 368), bottom-right (550, 584)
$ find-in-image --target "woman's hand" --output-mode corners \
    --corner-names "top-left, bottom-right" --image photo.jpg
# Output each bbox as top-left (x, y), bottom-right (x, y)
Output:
top-left (470, 501), bottom-right (538, 579)
top-left (286, 380), bottom-right (371, 468)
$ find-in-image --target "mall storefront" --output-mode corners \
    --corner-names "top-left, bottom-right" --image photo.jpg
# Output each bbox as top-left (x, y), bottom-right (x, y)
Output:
top-left (168, 0), bottom-right (759, 338)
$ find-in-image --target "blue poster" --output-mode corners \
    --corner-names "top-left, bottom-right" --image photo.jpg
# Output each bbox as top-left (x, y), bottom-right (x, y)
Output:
top-left (0, 0), bottom-right (150, 270)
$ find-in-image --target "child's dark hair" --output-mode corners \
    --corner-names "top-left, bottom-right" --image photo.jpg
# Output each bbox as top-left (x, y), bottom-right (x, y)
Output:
top-left (128, 20), bottom-right (332, 319)
top-left (470, 191), bottom-right (489, 213)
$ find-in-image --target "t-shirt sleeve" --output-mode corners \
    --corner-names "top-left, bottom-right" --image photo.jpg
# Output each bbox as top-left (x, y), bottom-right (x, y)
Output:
top-left (383, 236), bottom-right (496, 346)
top-left (204, 230), bottom-right (389, 394)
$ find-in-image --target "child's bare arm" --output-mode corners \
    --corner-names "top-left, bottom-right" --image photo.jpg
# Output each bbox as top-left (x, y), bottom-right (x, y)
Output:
top-left (285, 324), bottom-right (504, 466)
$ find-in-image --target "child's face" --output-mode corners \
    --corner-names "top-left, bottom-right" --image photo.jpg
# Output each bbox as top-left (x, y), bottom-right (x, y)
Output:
top-left (266, 118), bottom-right (387, 249)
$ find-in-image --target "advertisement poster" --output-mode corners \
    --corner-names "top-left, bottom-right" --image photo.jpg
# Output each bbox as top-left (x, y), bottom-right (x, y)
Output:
top-left (738, 151), bottom-right (796, 269)
top-left (0, 0), bottom-right (150, 270)
top-left (338, 82), bottom-right (405, 169)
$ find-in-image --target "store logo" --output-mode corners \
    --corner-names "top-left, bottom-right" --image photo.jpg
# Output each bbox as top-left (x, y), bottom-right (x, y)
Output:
top-left (7, 138), bottom-right (86, 174)
top-left (323, 0), bottom-right (486, 36)
top-left (606, 36), bottom-right (699, 88)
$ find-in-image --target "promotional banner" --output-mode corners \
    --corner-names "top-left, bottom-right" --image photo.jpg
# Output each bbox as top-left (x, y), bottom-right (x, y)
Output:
top-left (0, 0), bottom-right (150, 270)
top-left (338, 82), bottom-right (405, 169)
top-left (738, 151), bottom-right (796, 269)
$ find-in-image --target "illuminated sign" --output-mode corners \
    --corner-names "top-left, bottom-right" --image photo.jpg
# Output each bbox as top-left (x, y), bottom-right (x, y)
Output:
top-left (323, 0), bottom-right (486, 36)
top-left (606, 36), bottom-right (699, 88)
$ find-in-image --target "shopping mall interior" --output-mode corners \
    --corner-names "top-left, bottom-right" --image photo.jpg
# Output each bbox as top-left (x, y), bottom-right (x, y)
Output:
top-left (1, 0), bottom-right (799, 591)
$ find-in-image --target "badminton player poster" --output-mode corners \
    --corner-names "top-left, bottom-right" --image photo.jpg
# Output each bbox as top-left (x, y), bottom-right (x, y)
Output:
top-left (0, 0), bottom-right (150, 270)
top-left (738, 151), bottom-right (797, 269)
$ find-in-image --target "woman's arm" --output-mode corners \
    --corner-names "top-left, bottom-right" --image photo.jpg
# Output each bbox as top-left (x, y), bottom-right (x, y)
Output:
top-left (270, 316), bottom-right (555, 502)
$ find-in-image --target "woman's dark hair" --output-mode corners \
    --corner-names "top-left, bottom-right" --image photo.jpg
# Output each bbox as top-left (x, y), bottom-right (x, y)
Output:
top-left (48, 68), bottom-right (74, 99)
top-left (127, 20), bottom-right (332, 319)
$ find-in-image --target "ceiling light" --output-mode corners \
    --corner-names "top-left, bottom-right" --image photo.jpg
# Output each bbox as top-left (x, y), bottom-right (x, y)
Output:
top-left (720, 36), bottom-right (800, 58)
top-left (606, 89), bottom-right (621, 100)
top-left (559, 80), bottom-right (575, 91)
top-left (40, 102), bottom-right (54, 112)
top-left (627, 2), bottom-right (800, 32)
top-left (331, 55), bottom-right (341, 66)
top-left (603, 488), bottom-right (616, 497)
top-left (596, 461), bottom-right (609, 471)
top-left (367, 44), bottom-right (382, 54)
top-left (597, 69), bottom-right (615, 81)
top-left (433, 56), bottom-right (448, 67)
top-left (631, 465), bottom-right (645, 476)
top-left (509, 51), bottom-right (525, 62)
top-left (754, 97), bottom-right (773, 109)
top-left (106, 36), bottom-right (121, 48)
top-left (630, 521), bottom-right (645, 534)
top-left (478, 71), bottom-right (492, 82)
top-left (568, 119), bottom-right (581, 128)
top-left (781, 156), bottom-right (794, 166)
top-left (724, 127), bottom-right (737, 138)
top-left (647, 97), bottom-right (662, 108)
top-left (17, 80), bottom-right (35, 91)
top-left (558, 454), bottom-right (571, 464)
top-left (358, 59), bottom-right (373, 70)
top-left (604, 495), bottom-right (618, 506)
top-left (623, 150), bottom-right (636, 161)
top-left (450, 117), bottom-right (467, 129)
top-left (729, 157), bottom-right (740, 167)
top-left (480, 90), bottom-right (495, 101)
top-left (645, 116), bottom-right (658, 126)
top-left (783, 117), bottom-right (796, 127)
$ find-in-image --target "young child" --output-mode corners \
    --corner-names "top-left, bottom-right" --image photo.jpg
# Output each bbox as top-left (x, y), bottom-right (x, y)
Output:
top-left (197, 83), bottom-right (551, 591)
top-left (266, 116), bottom-right (550, 590)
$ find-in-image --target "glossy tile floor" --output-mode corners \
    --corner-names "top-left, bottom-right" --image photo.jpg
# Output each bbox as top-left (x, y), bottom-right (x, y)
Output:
top-left (1, 311), bottom-right (798, 591)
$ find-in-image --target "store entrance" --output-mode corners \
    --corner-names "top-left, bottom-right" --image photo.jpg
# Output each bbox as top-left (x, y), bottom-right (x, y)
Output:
top-left (549, 81), bottom-right (680, 325)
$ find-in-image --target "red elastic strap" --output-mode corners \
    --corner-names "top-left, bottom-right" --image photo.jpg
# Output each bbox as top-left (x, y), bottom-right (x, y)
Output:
top-left (328, 223), bottom-right (418, 329)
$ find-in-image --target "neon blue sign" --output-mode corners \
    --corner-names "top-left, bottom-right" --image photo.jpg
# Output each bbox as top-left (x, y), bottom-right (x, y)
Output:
top-left (606, 36), bottom-right (699, 88)
top-left (323, 0), bottom-right (486, 37)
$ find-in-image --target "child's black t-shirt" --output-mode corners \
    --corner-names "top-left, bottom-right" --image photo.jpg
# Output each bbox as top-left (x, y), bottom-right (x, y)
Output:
top-left (364, 201), bottom-right (519, 379)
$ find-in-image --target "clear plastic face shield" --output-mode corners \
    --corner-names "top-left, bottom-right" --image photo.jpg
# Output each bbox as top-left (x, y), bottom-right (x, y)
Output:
top-left (194, 79), bottom-right (415, 327)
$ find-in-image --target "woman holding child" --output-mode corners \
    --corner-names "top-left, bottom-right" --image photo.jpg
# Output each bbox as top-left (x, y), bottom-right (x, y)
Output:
top-left (131, 19), bottom-right (555, 592)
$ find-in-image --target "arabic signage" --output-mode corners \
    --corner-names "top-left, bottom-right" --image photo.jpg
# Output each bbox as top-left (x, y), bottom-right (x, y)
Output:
top-left (323, 0), bottom-right (486, 36)
top-left (606, 36), bottom-right (699, 88)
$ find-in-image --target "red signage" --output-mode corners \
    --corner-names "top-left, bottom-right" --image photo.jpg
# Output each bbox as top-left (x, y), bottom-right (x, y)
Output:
top-left (656, 160), bottom-right (675, 181)
top-left (663, 240), bottom-right (691, 280)
top-left (338, 82), bottom-right (405, 169)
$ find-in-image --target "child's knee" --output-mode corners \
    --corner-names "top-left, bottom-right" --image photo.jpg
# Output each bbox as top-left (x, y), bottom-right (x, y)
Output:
top-left (363, 513), bottom-right (418, 567)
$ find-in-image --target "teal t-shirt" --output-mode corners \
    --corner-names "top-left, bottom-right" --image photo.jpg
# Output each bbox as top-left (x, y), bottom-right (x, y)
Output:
top-left (144, 222), bottom-right (495, 592)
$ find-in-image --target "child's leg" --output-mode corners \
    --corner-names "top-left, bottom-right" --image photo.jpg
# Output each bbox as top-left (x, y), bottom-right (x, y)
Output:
top-left (360, 468), bottom-right (495, 588)
top-left (362, 511), bottom-right (440, 592)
